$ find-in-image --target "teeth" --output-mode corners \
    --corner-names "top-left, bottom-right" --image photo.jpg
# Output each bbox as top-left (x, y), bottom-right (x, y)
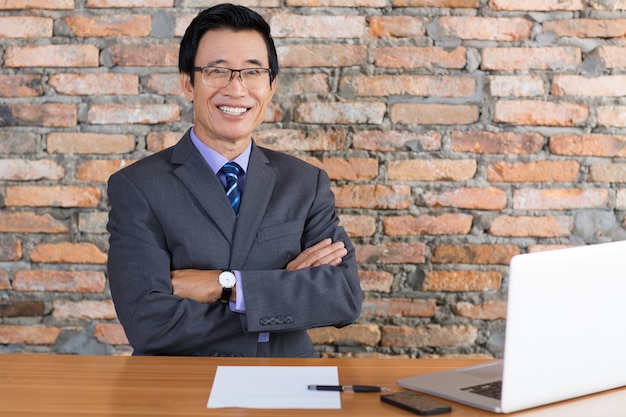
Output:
top-left (219, 106), bottom-right (247, 115)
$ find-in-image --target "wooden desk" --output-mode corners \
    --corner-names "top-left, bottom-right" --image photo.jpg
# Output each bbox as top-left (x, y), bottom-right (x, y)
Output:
top-left (1, 355), bottom-right (625, 416)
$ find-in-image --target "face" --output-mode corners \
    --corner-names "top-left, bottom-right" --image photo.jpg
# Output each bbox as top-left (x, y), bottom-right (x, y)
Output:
top-left (180, 29), bottom-right (277, 156)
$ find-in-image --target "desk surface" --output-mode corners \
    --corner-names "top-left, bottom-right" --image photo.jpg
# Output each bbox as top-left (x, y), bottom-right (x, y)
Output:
top-left (1, 354), bottom-right (624, 417)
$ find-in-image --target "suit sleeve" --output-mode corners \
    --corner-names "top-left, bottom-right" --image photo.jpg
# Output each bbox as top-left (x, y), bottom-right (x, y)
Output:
top-left (240, 169), bottom-right (364, 333)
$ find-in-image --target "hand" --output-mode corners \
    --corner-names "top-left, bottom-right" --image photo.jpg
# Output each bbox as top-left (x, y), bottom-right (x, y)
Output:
top-left (286, 238), bottom-right (348, 271)
top-left (171, 269), bottom-right (225, 303)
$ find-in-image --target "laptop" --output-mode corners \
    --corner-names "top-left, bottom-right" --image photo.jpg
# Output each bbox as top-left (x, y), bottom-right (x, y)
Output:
top-left (397, 240), bottom-right (626, 413)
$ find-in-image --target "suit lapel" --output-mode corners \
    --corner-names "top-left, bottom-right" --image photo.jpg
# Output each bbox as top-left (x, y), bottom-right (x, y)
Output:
top-left (171, 132), bottom-right (237, 242)
top-left (230, 144), bottom-right (276, 268)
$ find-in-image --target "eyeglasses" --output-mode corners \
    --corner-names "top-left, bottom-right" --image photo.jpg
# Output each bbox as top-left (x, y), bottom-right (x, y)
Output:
top-left (193, 66), bottom-right (272, 89)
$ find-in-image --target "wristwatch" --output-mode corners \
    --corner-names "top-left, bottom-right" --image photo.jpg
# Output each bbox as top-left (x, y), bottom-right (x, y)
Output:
top-left (218, 270), bottom-right (236, 303)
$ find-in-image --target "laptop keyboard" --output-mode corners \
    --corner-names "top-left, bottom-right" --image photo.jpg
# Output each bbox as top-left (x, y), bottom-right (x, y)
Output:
top-left (461, 380), bottom-right (502, 400)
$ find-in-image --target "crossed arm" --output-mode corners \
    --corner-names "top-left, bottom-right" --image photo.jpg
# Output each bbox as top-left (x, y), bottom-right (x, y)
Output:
top-left (171, 238), bottom-right (348, 304)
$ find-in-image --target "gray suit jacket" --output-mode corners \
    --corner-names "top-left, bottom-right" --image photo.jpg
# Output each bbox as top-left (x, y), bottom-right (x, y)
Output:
top-left (107, 130), bottom-right (363, 357)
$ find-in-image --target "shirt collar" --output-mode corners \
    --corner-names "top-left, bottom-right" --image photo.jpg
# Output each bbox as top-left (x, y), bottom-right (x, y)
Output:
top-left (189, 127), bottom-right (251, 174)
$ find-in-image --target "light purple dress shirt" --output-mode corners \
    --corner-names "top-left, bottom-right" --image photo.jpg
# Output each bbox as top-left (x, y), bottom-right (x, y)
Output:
top-left (189, 128), bottom-right (269, 343)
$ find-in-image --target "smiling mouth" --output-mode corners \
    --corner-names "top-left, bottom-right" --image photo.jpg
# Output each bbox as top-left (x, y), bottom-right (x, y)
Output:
top-left (219, 106), bottom-right (249, 115)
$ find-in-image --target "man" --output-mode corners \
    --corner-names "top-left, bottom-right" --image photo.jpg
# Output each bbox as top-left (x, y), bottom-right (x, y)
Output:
top-left (106, 3), bottom-right (363, 357)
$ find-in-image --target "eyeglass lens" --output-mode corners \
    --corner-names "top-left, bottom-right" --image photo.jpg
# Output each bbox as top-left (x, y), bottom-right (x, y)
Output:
top-left (201, 67), bottom-right (270, 88)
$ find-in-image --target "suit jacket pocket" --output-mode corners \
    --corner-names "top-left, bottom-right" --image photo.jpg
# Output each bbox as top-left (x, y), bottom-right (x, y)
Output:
top-left (256, 219), bottom-right (304, 243)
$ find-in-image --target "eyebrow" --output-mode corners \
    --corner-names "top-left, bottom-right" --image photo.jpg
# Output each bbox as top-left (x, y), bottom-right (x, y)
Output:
top-left (205, 58), bottom-right (265, 67)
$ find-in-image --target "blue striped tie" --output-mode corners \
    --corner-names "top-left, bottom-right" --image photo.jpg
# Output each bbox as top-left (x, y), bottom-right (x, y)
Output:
top-left (222, 162), bottom-right (242, 216)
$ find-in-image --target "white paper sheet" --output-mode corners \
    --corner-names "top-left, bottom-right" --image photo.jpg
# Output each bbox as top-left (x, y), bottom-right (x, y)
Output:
top-left (207, 366), bottom-right (341, 409)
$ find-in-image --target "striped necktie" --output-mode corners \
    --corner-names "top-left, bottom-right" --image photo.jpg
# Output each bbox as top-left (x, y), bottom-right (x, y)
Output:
top-left (221, 162), bottom-right (242, 216)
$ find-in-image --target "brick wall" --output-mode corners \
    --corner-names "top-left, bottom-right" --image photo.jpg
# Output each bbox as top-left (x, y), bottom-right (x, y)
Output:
top-left (1, 0), bottom-right (625, 357)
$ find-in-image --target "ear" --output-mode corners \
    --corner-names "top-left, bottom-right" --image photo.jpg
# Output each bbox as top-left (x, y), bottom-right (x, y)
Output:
top-left (268, 75), bottom-right (278, 100)
top-left (180, 71), bottom-right (194, 102)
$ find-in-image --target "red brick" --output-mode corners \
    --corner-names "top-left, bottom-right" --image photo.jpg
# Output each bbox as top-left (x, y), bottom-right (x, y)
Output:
top-left (490, 75), bottom-right (545, 97)
top-left (288, 0), bottom-right (385, 6)
top-left (0, 271), bottom-right (8, 290)
top-left (0, 212), bottom-right (68, 234)
top-left (0, 74), bottom-right (43, 97)
top-left (383, 214), bottom-right (473, 236)
top-left (438, 17), bottom-right (532, 41)
top-left (432, 244), bottom-right (520, 265)
top-left (494, 100), bottom-right (588, 126)
top-left (589, 163), bottom-right (626, 183)
top-left (0, 0), bottom-right (73, 8)
top-left (255, 129), bottom-right (347, 152)
top-left (425, 270), bottom-right (502, 292)
top-left (513, 189), bottom-right (609, 210)
top-left (78, 212), bottom-right (109, 234)
top-left (0, 300), bottom-right (44, 317)
top-left (591, 0), bottom-right (626, 9)
top-left (0, 132), bottom-right (38, 154)
top-left (147, 132), bottom-right (183, 152)
top-left (392, 0), bottom-right (478, 7)
top-left (87, 104), bottom-right (179, 125)
top-left (0, 159), bottom-right (64, 180)
top-left (145, 74), bottom-right (183, 96)
top-left (352, 130), bottom-right (441, 152)
top-left (340, 214), bottom-right (376, 237)
top-left (489, 0), bottom-right (583, 11)
top-left (597, 106), bottom-right (626, 127)
top-left (616, 189), bottom-right (626, 209)
top-left (275, 73), bottom-right (329, 95)
top-left (47, 132), bottom-right (136, 154)
top-left (0, 240), bottom-right (22, 261)
top-left (49, 73), bottom-right (139, 96)
top-left (109, 44), bottom-right (179, 67)
top-left (552, 75), bottom-right (626, 97)
top-left (87, 0), bottom-right (173, 6)
top-left (0, 16), bottom-right (52, 38)
top-left (451, 131), bottom-right (544, 154)
top-left (306, 157), bottom-right (377, 180)
top-left (5, 186), bottom-right (101, 207)
top-left (381, 324), bottom-right (478, 348)
top-left (489, 215), bottom-right (573, 237)
top-left (94, 323), bottom-right (129, 345)
top-left (356, 242), bottom-right (426, 264)
top-left (30, 242), bottom-right (107, 264)
top-left (308, 324), bottom-right (380, 346)
top-left (369, 16), bottom-right (428, 38)
top-left (53, 300), bottom-right (116, 319)
top-left (277, 45), bottom-right (367, 67)
top-left (388, 159), bottom-right (476, 181)
top-left (64, 15), bottom-right (151, 37)
top-left (4, 45), bottom-right (99, 68)
top-left (375, 46), bottom-right (466, 69)
top-left (481, 47), bottom-right (581, 71)
top-left (333, 185), bottom-right (411, 209)
top-left (391, 103), bottom-right (479, 125)
top-left (340, 75), bottom-right (475, 97)
top-left (358, 270), bottom-right (394, 293)
top-left (598, 46), bottom-right (626, 68)
top-left (293, 102), bottom-right (385, 124)
top-left (76, 160), bottom-right (136, 182)
top-left (422, 187), bottom-right (507, 210)
top-left (2, 104), bottom-right (77, 127)
top-left (13, 270), bottom-right (106, 293)
top-left (550, 134), bottom-right (626, 157)
top-left (453, 300), bottom-right (507, 320)
top-left (487, 161), bottom-right (580, 182)
top-left (270, 14), bottom-right (366, 38)
top-left (0, 325), bottom-right (61, 345)
top-left (360, 298), bottom-right (437, 318)
top-left (544, 19), bottom-right (626, 38)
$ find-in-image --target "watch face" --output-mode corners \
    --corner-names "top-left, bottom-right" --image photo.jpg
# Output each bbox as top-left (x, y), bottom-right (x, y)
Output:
top-left (219, 271), bottom-right (236, 287)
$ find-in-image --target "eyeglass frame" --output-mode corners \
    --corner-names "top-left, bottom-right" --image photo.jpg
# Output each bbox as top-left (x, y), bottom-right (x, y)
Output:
top-left (192, 65), bottom-right (273, 88)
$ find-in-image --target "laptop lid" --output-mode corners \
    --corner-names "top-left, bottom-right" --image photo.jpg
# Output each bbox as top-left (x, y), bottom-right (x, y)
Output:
top-left (398, 240), bottom-right (626, 413)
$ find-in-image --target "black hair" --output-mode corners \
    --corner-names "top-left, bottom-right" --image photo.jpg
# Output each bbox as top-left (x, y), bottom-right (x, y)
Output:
top-left (179, 3), bottom-right (279, 86)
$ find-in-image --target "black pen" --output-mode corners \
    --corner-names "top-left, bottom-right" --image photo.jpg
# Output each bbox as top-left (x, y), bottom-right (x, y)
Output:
top-left (308, 384), bottom-right (391, 392)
